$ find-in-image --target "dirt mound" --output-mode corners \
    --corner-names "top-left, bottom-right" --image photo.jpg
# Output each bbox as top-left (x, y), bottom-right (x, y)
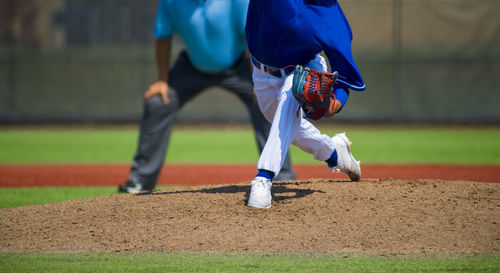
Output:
top-left (1, 179), bottom-right (499, 254)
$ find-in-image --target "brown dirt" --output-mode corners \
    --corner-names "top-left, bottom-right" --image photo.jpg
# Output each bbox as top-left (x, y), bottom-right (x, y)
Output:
top-left (1, 178), bottom-right (499, 254)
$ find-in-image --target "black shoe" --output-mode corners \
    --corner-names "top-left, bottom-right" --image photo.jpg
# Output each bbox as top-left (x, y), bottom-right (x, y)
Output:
top-left (118, 180), bottom-right (145, 193)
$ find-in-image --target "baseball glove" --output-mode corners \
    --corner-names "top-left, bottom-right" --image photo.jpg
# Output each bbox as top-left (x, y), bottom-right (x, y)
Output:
top-left (291, 65), bottom-right (338, 120)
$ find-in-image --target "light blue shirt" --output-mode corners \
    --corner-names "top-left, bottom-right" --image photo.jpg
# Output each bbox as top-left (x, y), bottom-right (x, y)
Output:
top-left (154, 0), bottom-right (249, 73)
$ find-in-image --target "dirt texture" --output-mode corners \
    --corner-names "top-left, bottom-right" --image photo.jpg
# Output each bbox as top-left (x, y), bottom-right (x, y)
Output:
top-left (1, 178), bottom-right (499, 254)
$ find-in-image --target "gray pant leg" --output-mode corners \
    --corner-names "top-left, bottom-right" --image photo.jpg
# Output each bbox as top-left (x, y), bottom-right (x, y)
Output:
top-left (128, 52), bottom-right (202, 190)
top-left (128, 94), bottom-right (179, 190)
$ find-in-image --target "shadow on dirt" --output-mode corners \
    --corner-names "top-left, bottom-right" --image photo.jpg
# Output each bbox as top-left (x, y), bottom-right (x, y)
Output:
top-left (136, 181), bottom-right (328, 202)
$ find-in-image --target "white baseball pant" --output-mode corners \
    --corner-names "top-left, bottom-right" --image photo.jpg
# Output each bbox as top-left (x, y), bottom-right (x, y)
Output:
top-left (252, 54), bottom-right (336, 176)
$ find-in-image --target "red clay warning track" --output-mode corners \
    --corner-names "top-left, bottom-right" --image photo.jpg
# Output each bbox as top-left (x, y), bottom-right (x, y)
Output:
top-left (0, 164), bottom-right (499, 187)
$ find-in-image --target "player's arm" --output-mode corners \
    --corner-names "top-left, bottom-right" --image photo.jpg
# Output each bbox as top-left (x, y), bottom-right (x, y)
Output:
top-left (143, 38), bottom-right (172, 103)
top-left (325, 86), bottom-right (349, 118)
top-left (155, 38), bottom-right (172, 82)
top-left (322, 50), bottom-right (350, 117)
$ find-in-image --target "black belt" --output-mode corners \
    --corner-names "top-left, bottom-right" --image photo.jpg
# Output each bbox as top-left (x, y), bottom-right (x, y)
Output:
top-left (251, 56), bottom-right (295, 78)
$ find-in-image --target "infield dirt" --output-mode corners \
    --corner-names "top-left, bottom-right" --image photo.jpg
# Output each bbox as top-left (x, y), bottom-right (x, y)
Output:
top-left (1, 178), bottom-right (499, 254)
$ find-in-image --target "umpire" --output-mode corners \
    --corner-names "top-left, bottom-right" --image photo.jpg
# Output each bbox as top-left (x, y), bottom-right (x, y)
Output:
top-left (119, 0), bottom-right (296, 193)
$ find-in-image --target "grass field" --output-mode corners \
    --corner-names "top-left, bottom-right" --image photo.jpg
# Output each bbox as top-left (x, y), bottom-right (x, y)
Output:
top-left (0, 187), bottom-right (118, 209)
top-left (1, 124), bottom-right (499, 272)
top-left (1, 124), bottom-right (499, 164)
top-left (0, 252), bottom-right (498, 273)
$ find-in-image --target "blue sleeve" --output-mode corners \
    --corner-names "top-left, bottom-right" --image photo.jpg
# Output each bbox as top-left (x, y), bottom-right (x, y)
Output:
top-left (333, 86), bottom-right (349, 112)
top-left (154, 0), bottom-right (173, 39)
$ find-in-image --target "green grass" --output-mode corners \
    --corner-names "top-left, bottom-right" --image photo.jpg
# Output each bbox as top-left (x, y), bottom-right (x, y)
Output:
top-left (0, 186), bottom-right (173, 209)
top-left (338, 126), bottom-right (500, 164)
top-left (1, 124), bottom-right (499, 164)
top-left (0, 187), bottom-right (117, 209)
top-left (0, 252), bottom-right (498, 273)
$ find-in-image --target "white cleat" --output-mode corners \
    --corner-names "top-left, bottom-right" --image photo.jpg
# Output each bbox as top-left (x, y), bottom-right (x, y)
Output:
top-left (247, 177), bottom-right (272, 209)
top-left (331, 132), bottom-right (361, 181)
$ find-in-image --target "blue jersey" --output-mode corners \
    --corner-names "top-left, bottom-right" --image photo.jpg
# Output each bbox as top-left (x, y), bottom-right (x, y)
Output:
top-left (245, 0), bottom-right (365, 91)
top-left (154, 0), bottom-right (249, 73)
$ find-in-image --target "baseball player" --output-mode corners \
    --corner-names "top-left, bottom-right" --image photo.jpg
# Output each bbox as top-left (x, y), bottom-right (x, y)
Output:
top-left (245, 0), bottom-right (365, 208)
top-left (119, 0), bottom-right (296, 193)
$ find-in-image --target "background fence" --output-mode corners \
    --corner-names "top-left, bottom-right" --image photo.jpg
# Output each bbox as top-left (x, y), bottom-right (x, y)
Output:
top-left (1, 0), bottom-right (499, 123)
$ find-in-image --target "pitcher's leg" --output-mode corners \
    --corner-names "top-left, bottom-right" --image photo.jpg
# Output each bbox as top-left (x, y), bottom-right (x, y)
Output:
top-left (248, 81), bottom-right (301, 209)
top-left (222, 57), bottom-right (296, 180)
top-left (291, 119), bottom-right (335, 161)
top-left (257, 88), bottom-right (302, 176)
top-left (244, 97), bottom-right (296, 180)
top-left (253, 74), bottom-right (335, 174)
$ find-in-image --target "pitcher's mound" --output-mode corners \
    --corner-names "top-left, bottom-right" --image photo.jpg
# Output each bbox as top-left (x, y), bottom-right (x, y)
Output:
top-left (1, 179), bottom-right (498, 254)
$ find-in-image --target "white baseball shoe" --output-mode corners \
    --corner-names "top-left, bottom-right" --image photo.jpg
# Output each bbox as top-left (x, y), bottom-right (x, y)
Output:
top-left (247, 177), bottom-right (272, 209)
top-left (331, 132), bottom-right (361, 181)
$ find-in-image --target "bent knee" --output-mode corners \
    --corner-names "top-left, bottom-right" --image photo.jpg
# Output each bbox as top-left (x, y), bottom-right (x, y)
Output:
top-left (144, 95), bottom-right (179, 115)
